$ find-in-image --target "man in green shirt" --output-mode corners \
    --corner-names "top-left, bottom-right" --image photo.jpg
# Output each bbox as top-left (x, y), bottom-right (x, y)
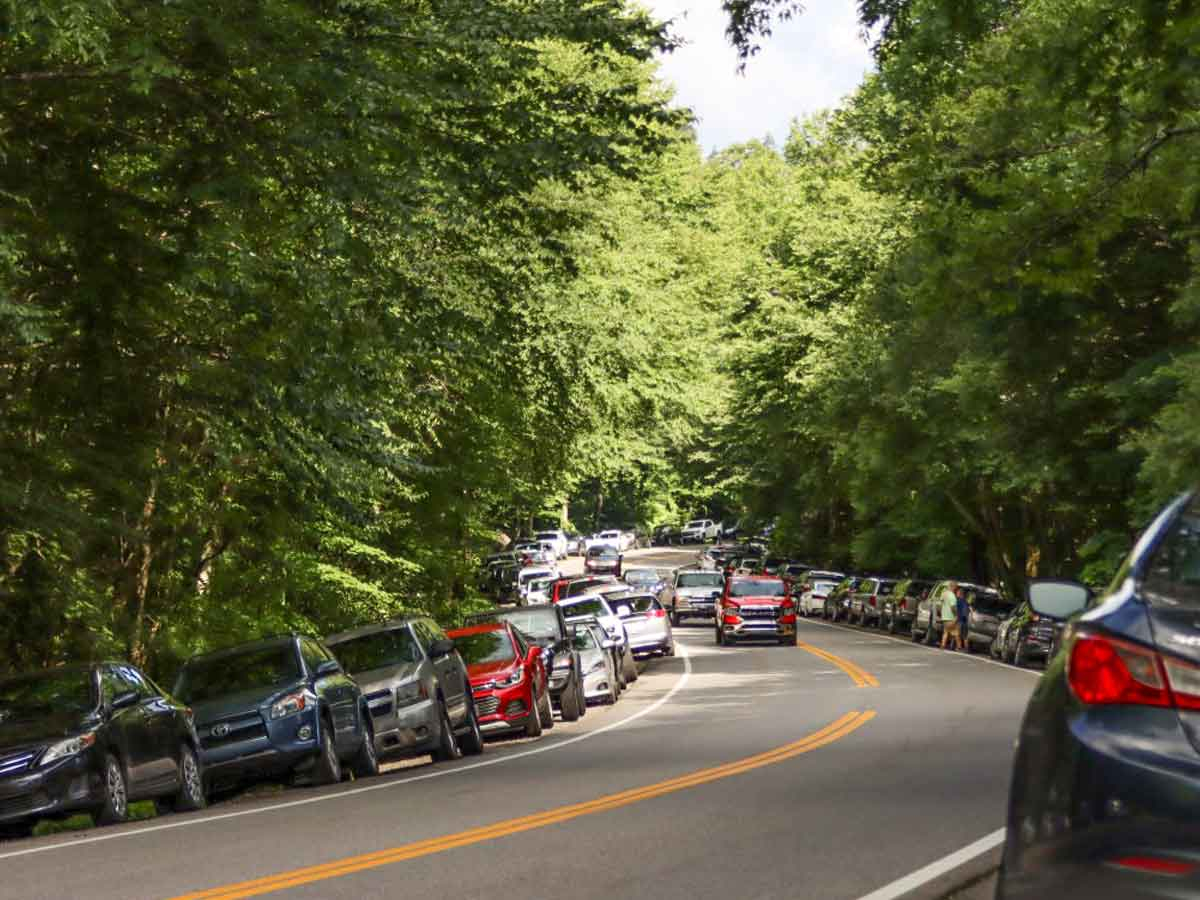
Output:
top-left (939, 580), bottom-right (960, 650)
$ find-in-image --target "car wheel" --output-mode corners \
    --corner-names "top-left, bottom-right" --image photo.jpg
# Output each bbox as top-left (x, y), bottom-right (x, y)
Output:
top-left (160, 744), bottom-right (206, 813)
top-left (311, 718), bottom-right (344, 784)
top-left (623, 651), bottom-right (638, 684)
top-left (432, 701), bottom-right (463, 761)
top-left (911, 621), bottom-right (922, 642)
top-left (537, 686), bottom-right (554, 730)
top-left (524, 691), bottom-right (544, 738)
top-left (1013, 637), bottom-right (1028, 668)
top-left (560, 679), bottom-right (582, 722)
top-left (95, 754), bottom-right (129, 825)
top-left (664, 640), bottom-right (675, 657)
top-left (350, 721), bottom-right (380, 778)
top-left (459, 697), bottom-right (485, 756)
top-left (606, 678), bottom-right (618, 704)
top-left (925, 623), bottom-right (938, 646)
top-left (886, 613), bottom-right (898, 634)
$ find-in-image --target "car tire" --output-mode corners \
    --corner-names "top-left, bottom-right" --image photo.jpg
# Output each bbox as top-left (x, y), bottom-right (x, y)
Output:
top-left (925, 623), bottom-right (938, 646)
top-left (606, 678), bottom-right (618, 705)
top-left (664, 640), bottom-right (675, 657)
top-left (311, 718), bottom-right (344, 785)
top-left (622, 652), bottom-right (638, 684)
top-left (459, 698), bottom-right (485, 756)
top-left (1013, 637), bottom-right (1028, 668)
top-left (559, 680), bottom-right (582, 722)
top-left (350, 721), bottom-right (380, 778)
top-left (524, 692), bottom-right (544, 738)
top-left (537, 686), bottom-right (554, 730)
top-left (94, 754), bottom-right (129, 826)
top-left (911, 622), bottom-right (922, 642)
top-left (159, 744), bottom-right (206, 813)
top-left (431, 702), bottom-right (462, 761)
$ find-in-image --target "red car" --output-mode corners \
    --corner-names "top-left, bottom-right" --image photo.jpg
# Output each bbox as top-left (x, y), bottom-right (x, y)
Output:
top-left (716, 575), bottom-right (798, 647)
top-left (447, 622), bottom-right (553, 738)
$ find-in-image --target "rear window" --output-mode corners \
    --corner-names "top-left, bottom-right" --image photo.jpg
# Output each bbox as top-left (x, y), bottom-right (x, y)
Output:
top-left (565, 579), bottom-right (608, 598)
top-left (729, 579), bottom-right (787, 598)
top-left (536, 532), bottom-right (559, 541)
top-left (587, 546), bottom-right (618, 559)
top-left (453, 631), bottom-right (516, 665)
top-left (809, 580), bottom-right (838, 594)
top-left (876, 582), bottom-right (897, 596)
top-left (970, 591), bottom-right (1010, 614)
top-left (561, 598), bottom-right (609, 619)
top-left (617, 596), bottom-right (659, 615)
top-left (677, 573), bottom-right (724, 588)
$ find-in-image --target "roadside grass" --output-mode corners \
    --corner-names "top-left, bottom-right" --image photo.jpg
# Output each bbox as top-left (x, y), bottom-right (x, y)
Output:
top-left (33, 801), bottom-right (157, 836)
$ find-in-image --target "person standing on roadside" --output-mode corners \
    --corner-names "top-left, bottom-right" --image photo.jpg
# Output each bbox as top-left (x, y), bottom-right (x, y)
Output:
top-left (939, 580), bottom-right (960, 650)
top-left (955, 585), bottom-right (970, 652)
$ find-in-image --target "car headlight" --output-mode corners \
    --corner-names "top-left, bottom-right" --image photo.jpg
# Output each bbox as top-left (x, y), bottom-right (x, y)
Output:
top-left (269, 691), bottom-right (308, 720)
top-left (552, 655), bottom-right (572, 671)
top-left (396, 680), bottom-right (426, 706)
top-left (586, 659), bottom-right (606, 674)
top-left (41, 732), bottom-right (97, 766)
top-left (496, 665), bottom-right (524, 687)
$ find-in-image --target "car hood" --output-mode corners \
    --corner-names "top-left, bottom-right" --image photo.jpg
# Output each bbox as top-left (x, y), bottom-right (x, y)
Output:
top-left (465, 660), bottom-right (520, 683)
top-left (190, 682), bottom-right (307, 725)
top-left (0, 710), bottom-right (96, 750)
top-left (346, 661), bottom-right (421, 694)
top-left (728, 595), bottom-right (785, 604)
top-left (579, 649), bottom-right (607, 670)
top-left (677, 587), bottom-right (722, 598)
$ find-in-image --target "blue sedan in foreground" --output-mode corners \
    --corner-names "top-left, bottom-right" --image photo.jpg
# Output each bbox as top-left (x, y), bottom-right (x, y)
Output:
top-left (999, 492), bottom-right (1200, 898)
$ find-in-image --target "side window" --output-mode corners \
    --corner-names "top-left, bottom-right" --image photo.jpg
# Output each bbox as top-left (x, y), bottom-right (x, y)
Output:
top-left (1143, 503), bottom-right (1200, 606)
top-left (411, 621), bottom-right (434, 652)
top-left (115, 665), bottom-right (155, 697)
top-left (512, 629), bottom-right (528, 658)
top-left (299, 640), bottom-right (325, 675)
top-left (99, 667), bottom-right (127, 704)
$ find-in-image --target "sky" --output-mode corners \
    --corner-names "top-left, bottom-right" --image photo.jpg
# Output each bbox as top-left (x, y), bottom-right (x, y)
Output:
top-left (648, 0), bottom-right (874, 153)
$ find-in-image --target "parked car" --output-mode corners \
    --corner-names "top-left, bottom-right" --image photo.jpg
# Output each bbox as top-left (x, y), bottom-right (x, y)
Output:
top-left (517, 565), bottom-right (560, 603)
top-left (557, 595), bottom-right (638, 686)
top-left (566, 533), bottom-right (586, 555)
top-left (447, 623), bottom-right (553, 739)
top-left (960, 586), bottom-right (1013, 652)
top-left (823, 576), bottom-right (861, 622)
top-left (0, 663), bottom-right (206, 837)
top-left (573, 622), bottom-right (620, 705)
top-left (848, 577), bottom-right (899, 627)
top-left (716, 575), bottom-right (798, 646)
top-left (997, 492), bottom-right (1200, 899)
top-left (584, 529), bottom-right (632, 552)
top-left (584, 544), bottom-right (623, 577)
top-left (325, 618), bottom-right (482, 763)
top-left (991, 610), bottom-right (1021, 660)
top-left (522, 573), bottom-right (559, 605)
top-left (665, 569), bottom-right (727, 626)
top-left (174, 634), bottom-right (378, 791)
top-left (994, 598), bottom-right (1069, 666)
top-left (735, 558), bottom-right (764, 575)
top-left (534, 530), bottom-right (569, 559)
top-left (912, 580), bottom-right (1003, 648)
top-left (464, 604), bottom-right (586, 721)
top-left (513, 542), bottom-right (554, 566)
top-left (760, 557), bottom-right (790, 576)
top-left (652, 524), bottom-right (680, 546)
top-left (681, 518), bottom-right (721, 543)
top-left (611, 592), bottom-right (675, 657)
top-left (780, 562), bottom-right (814, 589)
top-left (880, 578), bottom-right (936, 634)
top-left (622, 566), bottom-right (668, 598)
top-left (796, 571), bottom-right (845, 617)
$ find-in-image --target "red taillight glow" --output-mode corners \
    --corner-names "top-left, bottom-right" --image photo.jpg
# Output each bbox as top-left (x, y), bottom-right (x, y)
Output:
top-left (1110, 856), bottom-right (1197, 876)
top-left (868, 595), bottom-right (877, 607)
top-left (646, 608), bottom-right (666, 619)
top-left (1068, 634), bottom-right (1183, 708)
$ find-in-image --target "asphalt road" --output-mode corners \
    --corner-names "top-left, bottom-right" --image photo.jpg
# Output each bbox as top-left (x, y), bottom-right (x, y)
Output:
top-left (0, 547), bottom-right (1036, 900)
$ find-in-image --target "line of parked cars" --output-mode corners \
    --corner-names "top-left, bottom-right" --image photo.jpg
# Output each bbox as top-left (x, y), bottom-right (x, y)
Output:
top-left (0, 565), bottom-right (678, 839)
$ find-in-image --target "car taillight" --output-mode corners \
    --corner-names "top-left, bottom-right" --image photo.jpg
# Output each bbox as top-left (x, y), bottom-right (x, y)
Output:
top-left (646, 608), bottom-right (666, 619)
top-left (869, 595), bottom-right (877, 607)
top-left (1066, 633), bottom-right (1200, 708)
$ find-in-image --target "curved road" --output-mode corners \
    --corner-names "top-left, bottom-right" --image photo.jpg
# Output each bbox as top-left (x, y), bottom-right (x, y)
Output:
top-left (0, 548), bottom-right (1034, 900)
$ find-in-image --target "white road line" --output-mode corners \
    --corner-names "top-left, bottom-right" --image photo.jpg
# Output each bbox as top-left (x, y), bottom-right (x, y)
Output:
top-left (0, 645), bottom-right (693, 862)
top-left (854, 828), bottom-right (1005, 900)
top-left (798, 617), bottom-right (1041, 678)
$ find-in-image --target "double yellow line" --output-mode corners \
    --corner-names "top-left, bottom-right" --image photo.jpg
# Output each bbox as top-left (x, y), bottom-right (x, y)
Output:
top-left (170, 710), bottom-right (875, 900)
top-left (798, 640), bottom-right (880, 687)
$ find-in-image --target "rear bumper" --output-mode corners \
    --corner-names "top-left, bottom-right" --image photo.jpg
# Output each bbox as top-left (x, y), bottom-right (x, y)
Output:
top-left (0, 754), bottom-right (103, 824)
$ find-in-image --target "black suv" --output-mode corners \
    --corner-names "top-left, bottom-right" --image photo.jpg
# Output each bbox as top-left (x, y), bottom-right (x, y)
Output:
top-left (174, 634), bottom-right (378, 791)
top-left (464, 604), bottom-right (586, 722)
top-left (0, 663), bottom-right (206, 837)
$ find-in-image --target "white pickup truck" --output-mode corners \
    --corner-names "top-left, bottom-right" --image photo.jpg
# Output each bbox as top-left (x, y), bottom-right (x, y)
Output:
top-left (585, 529), bottom-right (634, 553)
top-left (535, 530), bottom-right (569, 560)
top-left (680, 519), bottom-right (721, 543)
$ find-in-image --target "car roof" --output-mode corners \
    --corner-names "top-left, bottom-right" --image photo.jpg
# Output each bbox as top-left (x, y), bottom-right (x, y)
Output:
top-left (183, 633), bottom-right (302, 663)
top-left (730, 574), bottom-right (784, 581)
top-left (446, 622), bottom-right (508, 638)
top-left (325, 618), bottom-right (421, 645)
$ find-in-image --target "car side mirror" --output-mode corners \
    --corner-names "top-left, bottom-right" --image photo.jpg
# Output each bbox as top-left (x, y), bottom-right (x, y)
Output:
top-left (111, 691), bottom-right (139, 711)
top-left (315, 659), bottom-right (342, 677)
top-left (429, 637), bottom-right (456, 658)
top-left (1027, 579), bottom-right (1090, 620)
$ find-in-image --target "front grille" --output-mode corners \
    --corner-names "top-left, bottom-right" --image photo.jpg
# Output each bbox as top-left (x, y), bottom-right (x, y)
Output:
top-left (0, 750), bottom-right (37, 778)
top-left (476, 696), bottom-right (500, 716)
top-left (504, 700), bottom-right (527, 717)
top-left (200, 713), bottom-right (267, 749)
top-left (366, 689), bottom-right (394, 719)
top-left (740, 606), bottom-right (779, 620)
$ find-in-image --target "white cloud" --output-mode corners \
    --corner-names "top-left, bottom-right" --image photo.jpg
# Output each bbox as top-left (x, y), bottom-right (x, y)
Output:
top-left (649, 0), bottom-right (874, 152)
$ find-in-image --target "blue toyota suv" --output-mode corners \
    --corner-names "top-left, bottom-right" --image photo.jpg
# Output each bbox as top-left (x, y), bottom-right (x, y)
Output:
top-left (173, 634), bottom-right (378, 790)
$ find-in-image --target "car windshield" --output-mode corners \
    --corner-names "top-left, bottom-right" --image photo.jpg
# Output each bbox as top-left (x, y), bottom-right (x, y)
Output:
top-left (477, 608), bottom-right (561, 640)
top-left (561, 598), bottom-right (609, 619)
top-left (588, 546), bottom-right (618, 560)
top-left (453, 631), bottom-right (516, 665)
top-left (176, 644), bottom-right (301, 703)
top-left (527, 577), bottom-right (555, 592)
top-left (685, 520), bottom-right (705, 528)
top-left (810, 581), bottom-right (838, 593)
top-left (678, 573), bottom-right (724, 588)
top-left (729, 579), bottom-right (786, 598)
top-left (536, 532), bottom-right (558, 541)
top-left (328, 628), bottom-right (421, 673)
top-left (624, 569), bottom-right (658, 585)
top-left (876, 582), bottom-right (897, 596)
top-left (572, 628), bottom-right (598, 650)
top-left (0, 669), bottom-right (95, 721)
top-left (784, 565), bottom-right (809, 576)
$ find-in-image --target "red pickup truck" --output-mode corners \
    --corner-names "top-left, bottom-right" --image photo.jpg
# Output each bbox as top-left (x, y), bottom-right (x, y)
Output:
top-left (716, 575), bottom-right (798, 647)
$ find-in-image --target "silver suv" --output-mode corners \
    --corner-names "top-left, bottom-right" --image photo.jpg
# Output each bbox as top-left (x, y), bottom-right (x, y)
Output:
top-left (665, 569), bottom-right (726, 625)
top-left (326, 617), bottom-right (483, 763)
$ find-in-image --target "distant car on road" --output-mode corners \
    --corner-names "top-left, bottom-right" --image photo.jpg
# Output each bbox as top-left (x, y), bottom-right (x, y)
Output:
top-left (447, 622), bottom-right (553, 739)
top-left (584, 544), bottom-right (623, 577)
top-left (681, 519), bottom-right (720, 543)
top-left (997, 493), bottom-right (1200, 899)
top-left (796, 571), bottom-right (844, 617)
top-left (557, 594), bottom-right (638, 686)
top-left (174, 634), bottom-right (378, 792)
top-left (848, 577), bottom-right (898, 627)
top-left (325, 618), bottom-right (482, 764)
top-left (573, 622), bottom-right (620, 705)
top-left (611, 592), bottom-right (675, 657)
top-left (665, 569), bottom-right (726, 626)
top-left (716, 575), bottom-right (797, 646)
top-left (823, 576), bottom-right (861, 622)
top-left (993, 597), bottom-right (1067, 666)
top-left (880, 578), bottom-right (935, 633)
top-left (652, 524), bottom-right (680, 545)
top-left (534, 530), bottom-right (569, 559)
top-left (0, 663), bottom-right (206, 837)
top-left (622, 566), bottom-right (668, 598)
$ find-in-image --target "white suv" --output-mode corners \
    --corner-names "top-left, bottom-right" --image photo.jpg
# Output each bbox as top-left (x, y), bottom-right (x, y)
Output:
top-left (535, 530), bottom-right (569, 560)
top-left (680, 519), bottom-right (720, 543)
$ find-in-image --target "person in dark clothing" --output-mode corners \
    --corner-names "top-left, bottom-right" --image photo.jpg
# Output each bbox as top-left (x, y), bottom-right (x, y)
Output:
top-left (955, 586), bottom-right (970, 651)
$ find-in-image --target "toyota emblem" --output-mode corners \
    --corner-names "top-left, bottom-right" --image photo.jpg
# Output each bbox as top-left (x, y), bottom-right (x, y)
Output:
top-left (211, 724), bottom-right (231, 738)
